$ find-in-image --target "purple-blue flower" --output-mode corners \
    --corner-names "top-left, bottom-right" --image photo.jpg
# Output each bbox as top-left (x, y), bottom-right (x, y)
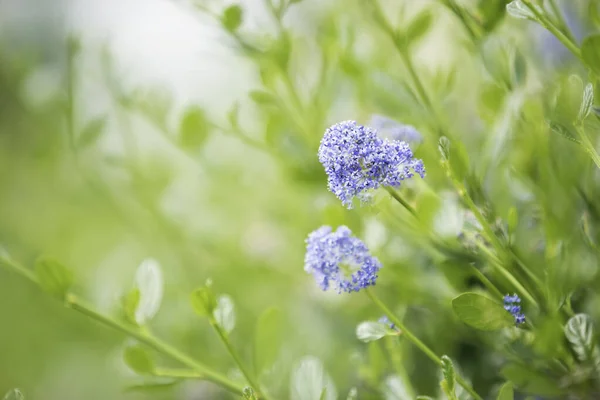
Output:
top-left (378, 315), bottom-right (395, 330)
top-left (304, 225), bottom-right (382, 293)
top-left (503, 294), bottom-right (525, 325)
top-left (318, 121), bottom-right (425, 208)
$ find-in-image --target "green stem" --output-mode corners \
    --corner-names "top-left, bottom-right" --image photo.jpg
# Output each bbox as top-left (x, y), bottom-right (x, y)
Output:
top-left (575, 124), bottom-right (600, 169)
top-left (469, 264), bottom-right (504, 300)
top-left (365, 289), bottom-right (484, 400)
top-left (210, 320), bottom-right (267, 399)
top-left (546, 0), bottom-right (576, 43)
top-left (0, 257), bottom-right (244, 396)
top-left (385, 187), bottom-right (417, 217)
top-left (153, 368), bottom-right (203, 379)
top-left (523, 1), bottom-right (581, 60)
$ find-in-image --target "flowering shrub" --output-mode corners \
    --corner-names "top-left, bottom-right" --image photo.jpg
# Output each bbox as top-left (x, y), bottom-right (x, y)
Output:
top-left (2, 0), bottom-right (600, 399)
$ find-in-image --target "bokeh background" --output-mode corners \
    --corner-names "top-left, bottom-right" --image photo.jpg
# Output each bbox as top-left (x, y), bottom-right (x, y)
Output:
top-left (0, 0), bottom-right (596, 399)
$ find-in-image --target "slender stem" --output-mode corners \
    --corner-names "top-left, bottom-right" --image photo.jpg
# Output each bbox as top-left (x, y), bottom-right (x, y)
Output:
top-left (546, 0), bottom-right (576, 43)
top-left (0, 257), bottom-right (245, 395)
top-left (523, 1), bottom-right (581, 60)
top-left (365, 289), bottom-right (484, 400)
top-left (469, 264), bottom-right (504, 300)
top-left (210, 320), bottom-right (267, 399)
top-left (153, 368), bottom-right (203, 379)
top-left (385, 187), bottom-right (417, 217)
top-left (575, 124), bottom-right (600, 169)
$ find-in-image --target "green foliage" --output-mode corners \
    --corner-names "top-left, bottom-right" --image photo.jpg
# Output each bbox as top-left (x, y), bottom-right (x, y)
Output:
top-left (123, 345), bottom-right (155, 375)
top-left (581, 35), bottom-right (600, 76)
top-left (254, 307), bottom-right (283, 376)
top-left (179, 106), bottom-right (210, 150)
top-left (77, 116), bottom-right (107, 149)
top-left (452, 293), bottom-right (514, 331)
top-left (221, 5), bottom-right (243, 33)
top-left (190, 286), bottom-right (217, 317)
top-left (440, 355), bottom-right (457, 400)
top-left (496, 382), bottom-right (514, 400)
top-left (2, 389), bottom-right (23, 400)
top-left (501, 364), bottom-right (563, 396)
top-left (242, 387), bottom-right (258, 399)
top-left (34, 257), bottom-right (73, 300)
top-left (121, 288), bottom-right (140, 324)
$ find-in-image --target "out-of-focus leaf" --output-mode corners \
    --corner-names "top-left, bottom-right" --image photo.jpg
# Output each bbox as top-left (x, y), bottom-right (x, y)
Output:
top-left (134, 258), bottom-right (163, 325)
top-left (506, 1), bottom-right (537, 20)
top-left (35, 257), bottom-right (73, 300)
top-left (122, 288), bottom-right (140, 324)
top-left (582, 35), bottom-right (600, 76)
top-left (191, 286), bottom-right (217, 317)
top-left (356, 321), bottom-right (392, 343)
top-left (77, 116), bottom-right (106, 149)
top-left (512, 49), bottom-right (527, 87)
top-left (249, 90), bottom-right (278, 106)
top-left (255, 307), bottom-right (283, 375)
top-left (381, 375), bottom-right (412, 400)
top-left (404, 11), bottom-right (433, 47)
top-left (497, 382), bottom-right (514, 400)
top-left (221, 5), bottom-right (243, 32)
top-left (501, 364), bottom-right (563, 396)
top-left (452, 292), bottom-right (514, 330)
top-left (123, 345), bottom-right (155, 375)
top-left (3, 389), bottom-right (24, 400)
top-left (290, 356), bottom-right (337, 400)
top-left (179, 106), bottom-right (210, 150)
top-left (214, 294), bottom-right (235, 334)
top-left (346, 387), bottom-right (358, 400)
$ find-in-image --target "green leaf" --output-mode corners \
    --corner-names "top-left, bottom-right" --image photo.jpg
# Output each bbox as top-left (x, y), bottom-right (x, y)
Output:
top-left (122, 288), bottom-right (140, 324)
top-left (452, 292), bottom-right (514, 331)
top-left (582, 35), bottom-right (600, 76)
top-left (441, 355), bottom-right (456, 394)
top-left (35, 257), bottom-right (73, 300)
top-left (565, 314), bottom-right (597, 363)
top-left (290, 356), bottom-right (337, 400)
top-left (179, 106), bottom-right (210, 150)
top-left (123, 345), bottom-right (155, 375)
top-left (255, 307), bottom-right (283, 375)
top-left (190, 286), bottom-right (217, 317)
top-left (243, 387), bottom-right (258, 400)
top-left (356, 321), bottom-right (393, 342)
top-left (501, 364), bottom-right (563, 396)
top-left (507, 207), bottom-right (518, 236)
top-left (512, 49), bottom-right (527, 87)
top-left (249, 90), bottom-right (278, 106)
top-left (578, 83), bottom-right (594, 123)
top-left (547, 120), bottom-right (581, 144)
top-left (506, 1), bottom-right (537, 20)
top-left (214, 295), bottom-right (236, 334)
top-left (221, 5), bottom-right (243, 32)
top-left (3, 389), bottom-right (24, 400)
top-left (497, 382), bottom-right (514, 400)
top-left (404, 11), bottom-right (433, 46)
top-left (345, 387), bottom-right (357, 400)
top-left (77, 116), bottom-right (106, 148)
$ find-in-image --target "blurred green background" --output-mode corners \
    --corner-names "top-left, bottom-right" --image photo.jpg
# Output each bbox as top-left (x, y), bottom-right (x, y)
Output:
top-left (2, 0), bottom-right (600, 398)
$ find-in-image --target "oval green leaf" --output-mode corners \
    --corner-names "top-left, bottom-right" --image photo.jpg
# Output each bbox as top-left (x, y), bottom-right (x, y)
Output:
top-left (497, 382), bottom-right (514, 400)
top-left (123, 345), bottom-right (155, 375)
top-left (452, 292), bottom-right (514, 331)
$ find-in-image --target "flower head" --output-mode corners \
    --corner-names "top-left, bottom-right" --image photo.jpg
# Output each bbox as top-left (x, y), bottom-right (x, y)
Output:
top-left (503, 294), bottom-right (525, 325)
top-left (304, 225), bottom-right (382, 293)
top-left (318, 121), bottom-right (425, 208)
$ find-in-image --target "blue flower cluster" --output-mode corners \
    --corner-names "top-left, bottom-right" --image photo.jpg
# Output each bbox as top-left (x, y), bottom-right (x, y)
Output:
top-left (318, 121), bottom-right (425, 209)
top-left (304, 225), bottom-right (382, 293)
top-left (503, 294), bottom-right (525, 325)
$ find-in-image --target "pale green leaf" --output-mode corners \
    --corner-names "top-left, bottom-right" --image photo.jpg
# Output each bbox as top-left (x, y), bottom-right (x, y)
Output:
top-left (452, 292), bottom-right (514, 331)
top-left (134, 259), bottom-right (163, 325)
top-left (497, 382), bottom-right (514, 400)
top-left (124, 345), bottom-right (155, 375)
